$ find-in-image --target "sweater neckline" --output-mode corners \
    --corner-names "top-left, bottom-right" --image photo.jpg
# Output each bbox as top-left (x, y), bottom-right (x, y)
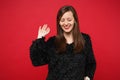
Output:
top-left (66, 42), bottom-right (74, 46)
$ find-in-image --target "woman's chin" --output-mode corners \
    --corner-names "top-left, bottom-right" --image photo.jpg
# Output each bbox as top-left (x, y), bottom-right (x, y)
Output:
top-left (63, 30), bottom-right (73, 34)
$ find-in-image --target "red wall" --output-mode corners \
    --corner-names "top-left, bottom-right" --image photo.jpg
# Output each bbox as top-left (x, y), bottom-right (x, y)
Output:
top-left (0, 0), bottom-right (120, 80)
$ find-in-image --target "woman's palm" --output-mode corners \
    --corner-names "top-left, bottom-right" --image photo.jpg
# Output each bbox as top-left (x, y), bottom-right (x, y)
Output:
top-left (37, 24), bottom-right (50, 38)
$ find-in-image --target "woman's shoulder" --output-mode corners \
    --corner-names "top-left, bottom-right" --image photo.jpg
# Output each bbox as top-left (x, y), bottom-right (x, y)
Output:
top-left (81, 32), bottom-right (92, 44)
top-left (81, 32), bottom-right (90, 39)
top-left (81, 32), bottom-right (93, 47)
top-left (46, 36), bottom-right (56, 45)
top-left (47, 36), bottom-right (56, 41)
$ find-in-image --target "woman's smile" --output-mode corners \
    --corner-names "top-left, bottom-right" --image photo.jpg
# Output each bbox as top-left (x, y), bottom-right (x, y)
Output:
top-left (64, 25), bottom-right (71, 30)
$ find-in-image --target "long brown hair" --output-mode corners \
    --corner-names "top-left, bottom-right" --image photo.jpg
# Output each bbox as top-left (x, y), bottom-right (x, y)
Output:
top-left (55, 5), bottom-right (85, 53)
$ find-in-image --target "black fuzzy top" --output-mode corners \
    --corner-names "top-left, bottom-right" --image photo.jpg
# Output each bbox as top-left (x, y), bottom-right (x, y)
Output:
top-left (30, 33), bottom-right (96, 80)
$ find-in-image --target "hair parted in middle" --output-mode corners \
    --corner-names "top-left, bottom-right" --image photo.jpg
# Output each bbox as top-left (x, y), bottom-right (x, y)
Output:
top-left (55, 5), bottom-right (85, 53)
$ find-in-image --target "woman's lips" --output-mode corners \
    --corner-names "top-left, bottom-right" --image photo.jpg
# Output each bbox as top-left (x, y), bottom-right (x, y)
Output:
top-left (64, 25), bottom-right (70, 30)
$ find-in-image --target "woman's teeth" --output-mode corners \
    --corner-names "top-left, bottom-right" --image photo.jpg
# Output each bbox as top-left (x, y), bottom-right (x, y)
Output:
top-left (64, 26), bottom-right (70, 29)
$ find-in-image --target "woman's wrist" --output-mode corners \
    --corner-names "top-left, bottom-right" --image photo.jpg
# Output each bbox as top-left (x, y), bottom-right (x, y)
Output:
top-left (37, 35), bottom-right (44, 39)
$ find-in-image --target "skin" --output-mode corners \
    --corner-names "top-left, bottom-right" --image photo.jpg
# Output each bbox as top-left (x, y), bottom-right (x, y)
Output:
top-left (37, 24), bottom-right (50, 38)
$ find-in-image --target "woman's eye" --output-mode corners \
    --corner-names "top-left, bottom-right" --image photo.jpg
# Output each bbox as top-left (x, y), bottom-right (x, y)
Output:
top-left (68, 19), bottom-right (72, 21)
top-left (67, 18), bottom-right (72, 21)
top-left (60, 19), bottom-right (65, 22)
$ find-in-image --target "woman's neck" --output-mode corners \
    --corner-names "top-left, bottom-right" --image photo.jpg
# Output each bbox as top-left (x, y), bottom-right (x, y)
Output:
top-left (63, 32), bottom-right (73, 44)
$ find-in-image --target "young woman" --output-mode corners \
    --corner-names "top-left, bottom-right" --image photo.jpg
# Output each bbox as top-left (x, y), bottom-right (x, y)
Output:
top-left (30, 5), bottom-right (96, 80)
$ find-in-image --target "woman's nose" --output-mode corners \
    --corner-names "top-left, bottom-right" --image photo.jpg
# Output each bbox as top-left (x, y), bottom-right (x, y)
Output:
top-left (64, 21), bottom-right (68, 25)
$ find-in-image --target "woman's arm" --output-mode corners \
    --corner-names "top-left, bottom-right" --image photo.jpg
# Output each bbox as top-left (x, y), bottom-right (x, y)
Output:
top-left (30, 37), bottom-right (49, 66)
top-left (30, 24), bottom-right (51, 66)
top-left (84, 34), bottom-right (96, 80)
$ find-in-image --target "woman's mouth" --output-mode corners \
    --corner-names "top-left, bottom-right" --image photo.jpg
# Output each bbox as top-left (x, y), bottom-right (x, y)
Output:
top-left (64, 25), bottom-right (70, 30)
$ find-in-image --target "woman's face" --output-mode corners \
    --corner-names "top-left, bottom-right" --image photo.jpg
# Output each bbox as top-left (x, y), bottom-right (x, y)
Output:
top-left (59, 11), bottom-right (75, 34)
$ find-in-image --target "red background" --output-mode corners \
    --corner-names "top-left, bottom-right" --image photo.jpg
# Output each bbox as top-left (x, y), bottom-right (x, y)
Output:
top-left (0, 0), bottom-right (120, 80)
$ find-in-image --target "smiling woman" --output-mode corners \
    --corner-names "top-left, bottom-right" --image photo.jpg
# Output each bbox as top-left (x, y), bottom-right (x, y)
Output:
top-left (30, 5), bottom-right (96, 80)
top-left (0, 0), bottom-right (120, 80)
top-left (59, 11), bottom-right (75, 33)
top-left (55, 6), bottom-right (85, 54)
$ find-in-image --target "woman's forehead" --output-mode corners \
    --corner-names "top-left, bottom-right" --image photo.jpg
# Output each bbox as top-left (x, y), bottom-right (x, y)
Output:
top-left (61, 11), bottom-right (74, 18)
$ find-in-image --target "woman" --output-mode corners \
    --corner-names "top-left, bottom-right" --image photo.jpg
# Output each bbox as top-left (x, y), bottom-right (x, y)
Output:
top-left (30, 5), bottom-right (96, 80)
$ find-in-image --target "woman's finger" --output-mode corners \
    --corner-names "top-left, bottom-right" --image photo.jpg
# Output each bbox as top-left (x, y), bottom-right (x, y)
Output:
top-left (46, 27), bottom-right (50, 34)
top-left (38, 26), bottom-right (42, 32)
top-left (42, 24), bottom-right (48, 30)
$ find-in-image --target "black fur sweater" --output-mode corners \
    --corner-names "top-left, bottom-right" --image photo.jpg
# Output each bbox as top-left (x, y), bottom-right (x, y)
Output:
top-left (30, 33), bottom-right (96, 80)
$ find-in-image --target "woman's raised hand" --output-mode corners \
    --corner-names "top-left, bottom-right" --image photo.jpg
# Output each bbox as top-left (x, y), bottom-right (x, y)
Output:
top-left (37, 24), bottom-right (50, 39)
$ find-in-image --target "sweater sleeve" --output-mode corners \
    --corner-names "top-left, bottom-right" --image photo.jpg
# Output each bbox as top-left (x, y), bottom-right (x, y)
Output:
top-left (84, 34), bottom-right (96, 80)
top-left (30, 37), bottom-right (55, 66)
